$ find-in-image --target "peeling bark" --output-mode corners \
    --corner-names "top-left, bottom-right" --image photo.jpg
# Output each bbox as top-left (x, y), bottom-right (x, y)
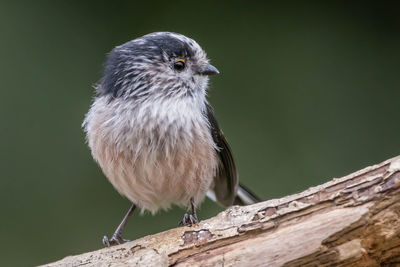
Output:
top-left (43, 155), bottom-right (400, 267)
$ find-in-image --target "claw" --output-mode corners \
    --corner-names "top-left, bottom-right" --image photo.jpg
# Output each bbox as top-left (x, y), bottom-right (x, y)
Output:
top-left (179, 212), bottom-right (199, 226)
top-left (103, 236), bottom-right (111, 247)
top-left (102, 204), bottom-right (136, 247)
top-left (179, 197), bottom-right (199, 226)
top-left (103, 234), bottom-right (130, 247)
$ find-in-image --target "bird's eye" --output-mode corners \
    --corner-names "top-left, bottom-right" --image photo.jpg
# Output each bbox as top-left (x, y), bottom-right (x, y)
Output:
top-left (174, 59), bottom-right (186, 72)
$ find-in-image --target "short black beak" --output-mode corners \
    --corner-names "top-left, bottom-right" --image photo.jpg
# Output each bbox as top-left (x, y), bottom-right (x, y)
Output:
top-left (200, 64), bottom-right (219, 75)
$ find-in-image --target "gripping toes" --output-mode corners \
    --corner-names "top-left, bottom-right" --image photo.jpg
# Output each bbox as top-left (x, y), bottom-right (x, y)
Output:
top-left (179, 213), bottom-right (199, 226)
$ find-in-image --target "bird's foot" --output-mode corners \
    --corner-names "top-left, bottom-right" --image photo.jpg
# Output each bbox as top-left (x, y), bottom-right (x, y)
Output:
top-left (102, 233), bottom-right (130, 247)
top-left (179, 213), bottom-right (198, 226)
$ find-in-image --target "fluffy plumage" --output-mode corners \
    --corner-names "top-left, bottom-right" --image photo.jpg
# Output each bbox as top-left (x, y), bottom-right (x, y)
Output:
top-left (83, 32), bottom-right (258, 215)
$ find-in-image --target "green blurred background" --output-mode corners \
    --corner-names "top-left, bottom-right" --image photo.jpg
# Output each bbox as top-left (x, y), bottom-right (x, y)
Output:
top-left (1, 1), bottom-right (399, 266)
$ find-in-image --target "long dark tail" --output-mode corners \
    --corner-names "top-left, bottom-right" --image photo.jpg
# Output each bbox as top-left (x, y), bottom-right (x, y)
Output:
top-left (233, 183), bottom-right (262, 206)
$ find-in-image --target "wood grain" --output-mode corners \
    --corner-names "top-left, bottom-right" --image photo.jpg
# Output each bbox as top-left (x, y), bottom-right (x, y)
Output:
top-left (43, 155), bottom-right (400, 267)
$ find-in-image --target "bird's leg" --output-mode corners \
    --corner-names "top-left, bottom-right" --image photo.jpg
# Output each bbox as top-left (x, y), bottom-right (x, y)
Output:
top-left (190, 198), bottom-right (198, 222)
top-left (179, 197), bottom-right (199, 226)
top-left (103, 203), bottom-right (136, 247)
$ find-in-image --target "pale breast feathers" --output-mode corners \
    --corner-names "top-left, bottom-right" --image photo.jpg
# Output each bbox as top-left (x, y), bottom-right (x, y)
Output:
top-left (83, 95), bottom-right (219, 213)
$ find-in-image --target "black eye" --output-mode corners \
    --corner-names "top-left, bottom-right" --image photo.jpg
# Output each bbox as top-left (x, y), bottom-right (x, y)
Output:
top-left (174, 59), bottom-right (186, 72)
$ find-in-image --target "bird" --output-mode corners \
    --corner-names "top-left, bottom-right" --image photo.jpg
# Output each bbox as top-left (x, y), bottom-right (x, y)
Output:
top-left (83, 32), bottom-right (260, 247)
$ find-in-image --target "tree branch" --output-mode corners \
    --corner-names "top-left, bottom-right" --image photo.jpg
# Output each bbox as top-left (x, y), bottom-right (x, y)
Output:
top-left (44, 155), bottom-right (400, 266)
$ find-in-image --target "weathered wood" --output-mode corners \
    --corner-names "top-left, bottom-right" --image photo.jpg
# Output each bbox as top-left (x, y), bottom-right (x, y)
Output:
top-left (44, 155), bottom-right (400, 267)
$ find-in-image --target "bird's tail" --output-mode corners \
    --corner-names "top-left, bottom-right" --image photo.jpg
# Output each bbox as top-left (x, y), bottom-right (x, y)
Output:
top-left (233, 183), bottom-right (261, 206)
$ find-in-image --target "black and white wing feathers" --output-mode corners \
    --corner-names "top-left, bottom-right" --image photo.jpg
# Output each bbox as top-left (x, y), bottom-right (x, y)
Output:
top-left (205, 103), bottom-right (260, 207)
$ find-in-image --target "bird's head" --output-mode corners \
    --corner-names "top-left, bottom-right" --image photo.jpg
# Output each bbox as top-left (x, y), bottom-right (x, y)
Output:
top-left (98, 32), bottom-right (219, 101)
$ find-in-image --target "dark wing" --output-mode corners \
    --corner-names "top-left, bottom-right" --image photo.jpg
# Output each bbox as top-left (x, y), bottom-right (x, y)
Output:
top-left (206, 103), bottom-right (238, 207)
top-left (206, 103), bottom-right (262, 207)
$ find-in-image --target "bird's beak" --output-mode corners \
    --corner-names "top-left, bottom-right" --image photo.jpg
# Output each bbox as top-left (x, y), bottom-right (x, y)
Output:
top-left (199, 64), bottom-right (220, 75)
